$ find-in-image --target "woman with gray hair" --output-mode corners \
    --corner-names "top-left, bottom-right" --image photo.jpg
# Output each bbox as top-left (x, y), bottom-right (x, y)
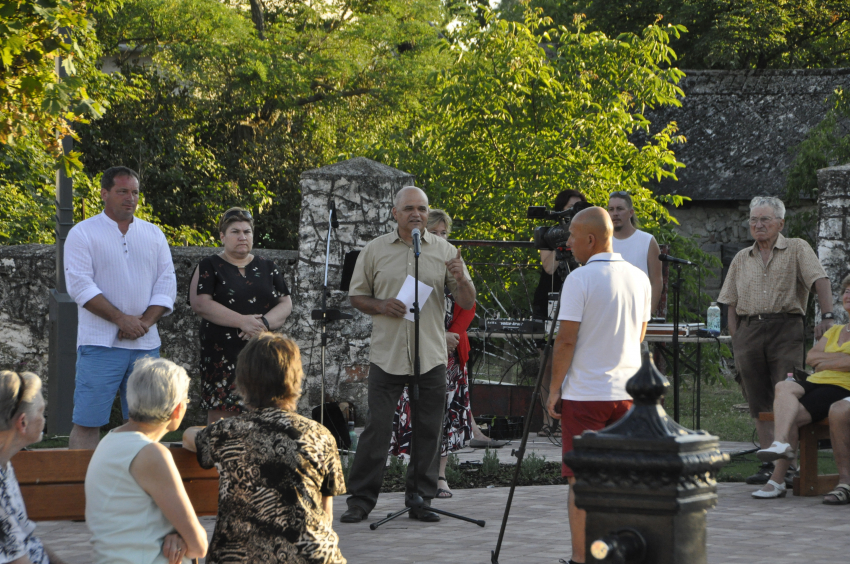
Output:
top-left (85, 358), bottom-right (207, 563)
top-left (0, 371), bottom-right (67, 564)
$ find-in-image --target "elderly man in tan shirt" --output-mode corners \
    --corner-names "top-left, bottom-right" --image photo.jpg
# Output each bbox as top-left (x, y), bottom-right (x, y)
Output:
top-left (340, 186), bottom-right (475, 524)
top-left (718, 196), bottom-right (834, 485)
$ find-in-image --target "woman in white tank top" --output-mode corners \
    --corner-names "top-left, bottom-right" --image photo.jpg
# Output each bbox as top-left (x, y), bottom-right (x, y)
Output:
top-left (85, 358), bottom-right (207, 564)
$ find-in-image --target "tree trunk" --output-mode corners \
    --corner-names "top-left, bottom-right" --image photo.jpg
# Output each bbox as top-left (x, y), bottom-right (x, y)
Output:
top-left (249, 0), bottom-right (266, 40)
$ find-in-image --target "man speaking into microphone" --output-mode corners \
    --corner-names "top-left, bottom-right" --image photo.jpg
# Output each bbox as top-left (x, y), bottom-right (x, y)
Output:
top-left (546, 207), bottom-right (650, 564)
top-left (341, 186), bottom-right (475, 524)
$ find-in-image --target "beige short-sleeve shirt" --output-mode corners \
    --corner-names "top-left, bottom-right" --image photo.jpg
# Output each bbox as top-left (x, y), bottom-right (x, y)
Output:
top-left (717, 234), bottom-right (827, 316)
top-left (348, 229), bottom-right (474, 375)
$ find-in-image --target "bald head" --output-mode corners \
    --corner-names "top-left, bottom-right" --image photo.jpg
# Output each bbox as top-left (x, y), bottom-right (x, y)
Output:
top-left (567, 207), bottom-right (614, 263)
top-left (394, 186), bottom-right (428, 208)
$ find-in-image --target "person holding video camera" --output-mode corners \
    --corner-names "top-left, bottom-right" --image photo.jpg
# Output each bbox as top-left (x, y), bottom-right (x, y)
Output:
top-left (531, 190), bottom-right (587, 439)
top-left (546, 207), bottom-right (651, 564)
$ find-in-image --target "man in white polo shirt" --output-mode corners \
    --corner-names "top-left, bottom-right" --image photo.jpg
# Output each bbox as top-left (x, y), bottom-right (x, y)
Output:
top-left (64, 166), bottom-right (176, 450)
top-left (607, 191), bottom-right (662, 313)
top-left (546, 206), bottom-right (651, 564)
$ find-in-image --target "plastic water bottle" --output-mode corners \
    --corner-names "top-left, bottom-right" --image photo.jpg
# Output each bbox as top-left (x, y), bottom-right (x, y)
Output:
top-left (707, 302), bottom-right (721, 336)
top-left (786, 373), bottom-right (795, 382)
top-left (348, 421), bottom-right (358, 451)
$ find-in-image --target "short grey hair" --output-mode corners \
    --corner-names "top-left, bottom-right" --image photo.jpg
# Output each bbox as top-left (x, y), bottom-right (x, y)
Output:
top-left (394, 186), bottom-right (428, 208)
top-left (0, 371), bottom-right (42, 431)
top-left (127, 358), bottom-right (190, 424)
top-left (749, 196), bottom-right (786, 220)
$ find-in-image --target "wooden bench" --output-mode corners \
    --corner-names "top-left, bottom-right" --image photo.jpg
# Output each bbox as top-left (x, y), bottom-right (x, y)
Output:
top-left (11, 446), bottom-right (219, 521)
top-left (758, 412), bottom-right (838, 496)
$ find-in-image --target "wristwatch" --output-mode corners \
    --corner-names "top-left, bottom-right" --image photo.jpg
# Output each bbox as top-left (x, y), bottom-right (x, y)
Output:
top-left (261, 316), bottom-right (270, 330)
top-left (823, 312), bottom-right (835, 320)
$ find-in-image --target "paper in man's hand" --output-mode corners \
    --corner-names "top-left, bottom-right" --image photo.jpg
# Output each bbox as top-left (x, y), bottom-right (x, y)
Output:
top-left (395, 275), bottom-right (434, 322)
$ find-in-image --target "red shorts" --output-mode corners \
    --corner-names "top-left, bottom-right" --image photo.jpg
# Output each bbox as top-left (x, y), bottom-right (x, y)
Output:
top-left (560, 399), bottom-right (633, 477)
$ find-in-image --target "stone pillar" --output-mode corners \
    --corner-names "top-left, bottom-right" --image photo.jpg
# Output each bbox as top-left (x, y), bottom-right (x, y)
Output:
top-left (817, 165), bottom-right (850, 324)
top-left (293, 157), bottom-right (415, 420)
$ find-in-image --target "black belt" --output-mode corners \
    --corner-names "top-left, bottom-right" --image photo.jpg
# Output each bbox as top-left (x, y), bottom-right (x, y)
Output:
top-left (743, 313), bottom-right (804, 322)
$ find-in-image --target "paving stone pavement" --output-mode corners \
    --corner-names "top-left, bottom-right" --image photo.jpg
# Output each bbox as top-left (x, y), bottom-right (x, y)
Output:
top-left (42, 482), bottom-right (850, 564)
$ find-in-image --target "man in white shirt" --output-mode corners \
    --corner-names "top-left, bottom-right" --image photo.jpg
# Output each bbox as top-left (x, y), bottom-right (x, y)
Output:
top-left (607, 191), bottom-right (663, 313)
top-left (64, 167), bottom-right (176, 450)
top-left (546, 207), bottom-right (651, 564)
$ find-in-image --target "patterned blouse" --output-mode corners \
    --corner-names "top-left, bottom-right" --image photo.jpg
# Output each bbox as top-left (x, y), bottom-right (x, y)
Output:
top-left (0, 463), bottom-right (47, 564)
top-left (196, 408), bottom-right (347, 563)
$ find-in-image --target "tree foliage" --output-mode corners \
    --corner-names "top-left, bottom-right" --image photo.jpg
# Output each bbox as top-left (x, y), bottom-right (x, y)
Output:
top-left (74, 0), bottom-right (452, 248)
top-left (0, 0), bottom-right (119, 159)
top-left (784, 88), bottom-right (850, 242)
top-left (500, 0), bottom-right (850, 70)
top-left (375, 9), bottom-right (688, 243)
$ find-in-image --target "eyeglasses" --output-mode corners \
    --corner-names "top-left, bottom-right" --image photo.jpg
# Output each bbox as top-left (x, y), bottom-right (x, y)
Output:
top-left (748, 216), bottom-right (775, 225)
top-left (8, 374), bottom-right (25, 421)
top-left (223, 209), bottom-right (253, 222)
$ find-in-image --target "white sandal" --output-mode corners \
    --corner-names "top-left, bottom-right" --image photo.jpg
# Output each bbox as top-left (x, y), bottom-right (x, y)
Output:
top-left (752, 479), bottom-right (787, 499)
top-left (756, 441), bottom-right (795, 462)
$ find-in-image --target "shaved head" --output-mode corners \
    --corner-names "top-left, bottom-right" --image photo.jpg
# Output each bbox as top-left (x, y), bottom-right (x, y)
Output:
top-left (394, 186), bottom-right (428, 208)
top-left (567, 207), bottom-right (614, 263)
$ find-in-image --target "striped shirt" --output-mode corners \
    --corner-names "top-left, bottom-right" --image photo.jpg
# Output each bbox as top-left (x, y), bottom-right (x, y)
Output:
top-left (717, 234), bottom-right (827, 317)
top-left (64, 212), bottom-right (176, 349)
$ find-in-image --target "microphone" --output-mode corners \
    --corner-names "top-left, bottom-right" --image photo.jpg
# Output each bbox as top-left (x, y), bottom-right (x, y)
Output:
top-left (411, 228), bottom-right (422, 256)
top-left (330, 201), bottom-right (339, 229)
top-left (658, 254), bottom-right (694, 266)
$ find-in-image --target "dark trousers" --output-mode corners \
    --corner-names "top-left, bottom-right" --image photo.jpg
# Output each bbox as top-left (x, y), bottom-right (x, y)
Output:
top-left (346, 363), bottom-right (446, 514)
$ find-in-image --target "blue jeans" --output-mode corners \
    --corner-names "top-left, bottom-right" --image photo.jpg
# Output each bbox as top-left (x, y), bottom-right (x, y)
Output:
top-left (73, 346), bottom-right (160, 427)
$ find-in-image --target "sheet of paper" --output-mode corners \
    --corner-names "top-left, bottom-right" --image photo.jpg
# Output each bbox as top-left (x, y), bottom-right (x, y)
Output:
top-left (395, 275), bottom-right (435, 322)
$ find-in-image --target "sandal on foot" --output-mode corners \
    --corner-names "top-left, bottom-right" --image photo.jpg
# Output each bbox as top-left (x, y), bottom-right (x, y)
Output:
top-left (756, 441), bottom-right (795, 462)
top-left (436, 476), bottom-right (453, 499)
top-left (823, 483), bottom-right (850, 505)
top-left (751, 479), bottom-right (787, 499)
top-left (537, 424), bottom-right (552, 437)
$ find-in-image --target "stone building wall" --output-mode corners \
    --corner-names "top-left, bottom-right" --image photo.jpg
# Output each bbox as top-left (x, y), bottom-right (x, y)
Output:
top-left (816, 165), bottom-right (850, 324)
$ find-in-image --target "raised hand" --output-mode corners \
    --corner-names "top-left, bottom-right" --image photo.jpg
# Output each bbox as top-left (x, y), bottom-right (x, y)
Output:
top-left (445, 248), bottom-right (466, 282)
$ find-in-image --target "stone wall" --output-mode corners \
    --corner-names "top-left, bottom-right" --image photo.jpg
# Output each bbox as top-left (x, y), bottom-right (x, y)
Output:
top-left (816, 165), bottom-right (850, 324)
top-left (0, 244), bottom-right (297, 421)
top-left (0, 157), bottom-right (416, 426)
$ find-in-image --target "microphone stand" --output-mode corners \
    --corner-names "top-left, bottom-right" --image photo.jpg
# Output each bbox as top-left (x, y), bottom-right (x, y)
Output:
top-left (311, 204), bottom-right (352, 425)
top-left (671, 261), bottom-right (682, 423)
top-left (370, 231), bottom-right (484, 530)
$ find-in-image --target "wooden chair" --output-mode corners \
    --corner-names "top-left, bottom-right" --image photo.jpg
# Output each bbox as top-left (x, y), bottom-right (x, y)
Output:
top-left (11, 446), bottom-right (219, 521)
top-left (758, 412), bottom-right (838, 496)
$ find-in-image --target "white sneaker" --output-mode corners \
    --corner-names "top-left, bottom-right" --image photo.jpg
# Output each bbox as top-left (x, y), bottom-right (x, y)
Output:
top-left (756, 441), bottom-right (795, 462)
top-left (752, 479), bottom-right (787, 499)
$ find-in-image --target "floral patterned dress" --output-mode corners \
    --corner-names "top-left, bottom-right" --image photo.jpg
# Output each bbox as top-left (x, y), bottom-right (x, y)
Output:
top-left (192, 255), bottom-right (290, 411)
top-left (390, 290), bottom-right (475, 458)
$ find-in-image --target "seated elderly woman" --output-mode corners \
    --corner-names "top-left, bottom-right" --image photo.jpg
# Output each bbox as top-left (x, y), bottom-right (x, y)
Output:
top-left (0, 371), bottom-right (67, 564)
top-left (85, 358), bottom-right (207, 563)
top-left (753, 274), bottom-right (850, 499)
top-left (183, 333), bottom-right (346, 564)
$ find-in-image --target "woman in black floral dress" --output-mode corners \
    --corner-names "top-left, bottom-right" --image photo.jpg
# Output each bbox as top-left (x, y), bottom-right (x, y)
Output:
top-left (183, 334), bottom-right (346, 564)
top-left (189, 208), bottom-right (292, 424)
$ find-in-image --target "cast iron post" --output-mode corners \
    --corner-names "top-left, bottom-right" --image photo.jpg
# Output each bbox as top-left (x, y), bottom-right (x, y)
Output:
top-left (563, 348), bottom-right (729, 564)
top-left (47, 42), bottom-right (77, 436)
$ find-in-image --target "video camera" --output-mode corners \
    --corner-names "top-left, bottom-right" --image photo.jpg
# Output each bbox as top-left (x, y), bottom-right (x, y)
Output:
top-left (527, 200), bottom-right (592, 280)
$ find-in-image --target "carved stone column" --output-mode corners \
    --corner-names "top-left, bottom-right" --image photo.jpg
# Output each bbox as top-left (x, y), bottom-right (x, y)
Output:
top-left (293, 158), bottom-right (415, 419)
top-left (816, 164), bottom-right (850, 324)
